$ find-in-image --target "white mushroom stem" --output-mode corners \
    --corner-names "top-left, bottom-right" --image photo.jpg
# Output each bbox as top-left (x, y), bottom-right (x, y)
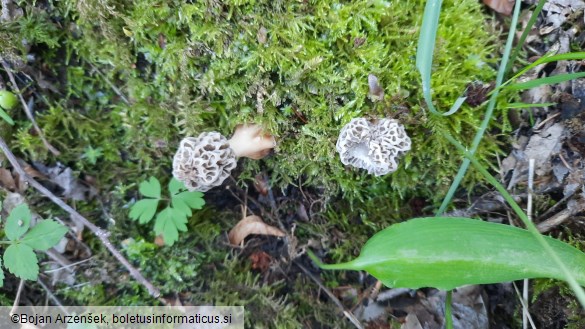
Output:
top-left (228, 124), bottom-right (276, 159)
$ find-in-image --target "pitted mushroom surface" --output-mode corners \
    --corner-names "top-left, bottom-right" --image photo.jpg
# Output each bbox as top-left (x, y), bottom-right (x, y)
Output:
top-left (172, 132), bottom-right (237, 192)
top-left (336, 118), bottom-right (411, 176)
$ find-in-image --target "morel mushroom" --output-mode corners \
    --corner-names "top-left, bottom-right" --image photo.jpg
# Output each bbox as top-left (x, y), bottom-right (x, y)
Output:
top-left (173, 124), bottom-right (275, 192)
top-left (336, 118), bottom-right (411, 176)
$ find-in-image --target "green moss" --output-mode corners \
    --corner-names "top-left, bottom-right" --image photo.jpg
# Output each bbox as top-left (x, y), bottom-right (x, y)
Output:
top-left (3, 1), bottom-right (502, 216)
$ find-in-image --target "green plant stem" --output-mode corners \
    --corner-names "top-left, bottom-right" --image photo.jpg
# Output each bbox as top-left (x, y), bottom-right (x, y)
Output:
top-left (442, 132), bottom-right (585, 307)
top-left (436, 0), bottom-right (523, 215)
top-left (445, 290), bottom-right (453, 329)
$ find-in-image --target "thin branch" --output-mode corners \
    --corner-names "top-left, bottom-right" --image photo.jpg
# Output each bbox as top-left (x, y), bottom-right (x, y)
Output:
top-left (537, 208), bottom-right (573, 233)
top-left (0, 59), bottom-right (60, 156)
top-left (0, 137), bottom-right (160, 297)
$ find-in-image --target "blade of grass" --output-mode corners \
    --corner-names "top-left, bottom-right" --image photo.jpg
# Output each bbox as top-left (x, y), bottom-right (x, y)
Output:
top-left (505, 102), bottom-right (555, 109)
top-left (505, 0), bottom-right (546, 75)
top-left (506, 72), bottom-right (585, 90)
top-left (442, 132), bottom-right (585, 307)
top-left (443, 96), bottom-right (467, 116)
top-left (436, 0), bottom-right (523, 214)
top-left (416, 0), bottom-right (441, 116)
top-left (509, 52), bottom-right (585, 82)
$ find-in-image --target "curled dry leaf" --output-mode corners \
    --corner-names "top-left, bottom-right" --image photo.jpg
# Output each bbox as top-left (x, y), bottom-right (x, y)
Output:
top-left (228, 215), bottom-right (285, 245)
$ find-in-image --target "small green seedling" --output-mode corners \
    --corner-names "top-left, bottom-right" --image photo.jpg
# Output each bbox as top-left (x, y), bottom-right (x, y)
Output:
top-left (129, 177), bottom-right (205, 246)
top-left (80, 145), bottom-right (103, 165)
top-left (0, 90), bottom-right (16, 125)
top-left (0, 203), bottom-right (68, 286)
top-left (308, 217), bottom-right (585, 290)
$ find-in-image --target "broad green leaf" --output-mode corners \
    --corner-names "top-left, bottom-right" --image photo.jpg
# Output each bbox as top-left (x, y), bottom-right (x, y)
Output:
top-left (139, 177), bottom-right (161, 199)
top-left (20, 220), bottom-right (68, 251)
top-left (4, 243), bottom-right (38, 280)
top-left (309, 217), bottom-right (585, 291)
top-left (171, 191), bottom-right (205, 217)
top-left (5, 204), bottom-right (32, 241)
top-left (154, 207), bottom-right (188, 246)
top-left (129, 199), bottom-right (159, 224)
top-left (169, 177), bottom-right (185, 195)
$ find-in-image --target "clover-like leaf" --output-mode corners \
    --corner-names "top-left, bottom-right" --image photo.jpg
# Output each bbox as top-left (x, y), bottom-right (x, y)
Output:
top-left (20, 220), bottom-right (68, 251)
top-left (168, 177), bottom-right (185, 195)
top-left (139, 177), bottom-right (161, 199)
top-left (129, 199), bottom-right (159, 224)
top-left (4, 243), bottom-right (38, 280)
top-left (5, 204), bottom-right (32, 241)
top-left (172, 191), bottom-right (205, 217)
top-left (154, 207), bottom-right (188, 246)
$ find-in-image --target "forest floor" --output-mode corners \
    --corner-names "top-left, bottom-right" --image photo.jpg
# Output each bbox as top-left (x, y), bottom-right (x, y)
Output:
top-left (1, 0), bottom-right (585, 328)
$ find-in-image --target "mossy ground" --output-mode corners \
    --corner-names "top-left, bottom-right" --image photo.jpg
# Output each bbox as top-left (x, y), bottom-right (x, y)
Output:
top-left (0, 0), bottom-right (510, 327)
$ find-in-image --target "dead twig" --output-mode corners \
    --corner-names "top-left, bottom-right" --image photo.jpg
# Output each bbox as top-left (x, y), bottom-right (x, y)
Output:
top-left (0, 59), bottom-right (60, 156)
top-left (295, 261), bottom-right (364, 329)
top-left (0, 137), bottom-right (161, 297)
top-left (537, 208), bottom-right (573, 233)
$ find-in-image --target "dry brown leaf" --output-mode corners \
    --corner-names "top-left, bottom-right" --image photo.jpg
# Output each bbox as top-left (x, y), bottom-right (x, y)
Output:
top-left (228, 215), bottom-right (285, 245)
top-left (22, 162), bottom-right (47, 179)
top-left (483, 0), bottom-right (514, 15)
top-left (0, 168), bottom-right (16, 191)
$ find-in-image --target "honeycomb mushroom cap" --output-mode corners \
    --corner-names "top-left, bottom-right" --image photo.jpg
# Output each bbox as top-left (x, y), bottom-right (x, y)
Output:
top-left (336, 118), bottom-right (411, 176)
top-left (172, 132), bottom-right (237, 192)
